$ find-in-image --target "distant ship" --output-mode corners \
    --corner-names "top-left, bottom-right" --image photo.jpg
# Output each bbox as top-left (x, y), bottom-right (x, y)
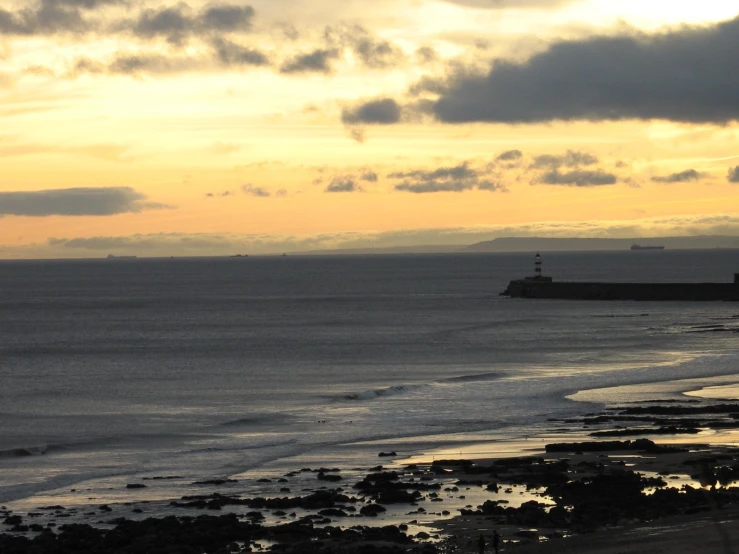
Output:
top-left (106, 254), bottom-right (137, 259)
top-left (630, 244), bottom-right (665, 250)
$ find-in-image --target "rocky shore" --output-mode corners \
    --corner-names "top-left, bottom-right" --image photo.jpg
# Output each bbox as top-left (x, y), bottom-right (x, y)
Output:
top-left (4, 398), bottom-right (739, 553)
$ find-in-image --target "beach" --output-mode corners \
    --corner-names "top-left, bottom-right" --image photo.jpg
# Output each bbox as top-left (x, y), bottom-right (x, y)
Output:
top-left (6, 390), bottom-right (739, 552)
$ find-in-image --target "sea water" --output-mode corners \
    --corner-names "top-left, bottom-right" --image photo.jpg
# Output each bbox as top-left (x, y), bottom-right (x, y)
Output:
top-left (1, 250), bottom-right (738, 511)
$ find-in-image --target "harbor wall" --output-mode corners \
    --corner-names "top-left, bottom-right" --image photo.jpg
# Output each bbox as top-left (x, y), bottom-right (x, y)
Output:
top-left (502, 280), bottom-right (739, 301)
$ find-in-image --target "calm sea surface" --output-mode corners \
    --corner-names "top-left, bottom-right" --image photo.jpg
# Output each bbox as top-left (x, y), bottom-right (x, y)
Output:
top-left (1, 250), bottom-right (738, 508)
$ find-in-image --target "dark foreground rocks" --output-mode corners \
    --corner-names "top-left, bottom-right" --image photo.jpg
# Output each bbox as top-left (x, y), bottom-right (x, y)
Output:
top-left (0, 513), bottom-right (438, 554)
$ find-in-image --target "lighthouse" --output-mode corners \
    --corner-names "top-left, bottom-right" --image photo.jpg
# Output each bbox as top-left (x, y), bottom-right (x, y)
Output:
top-left (526, 253), bottom-right (551, 283)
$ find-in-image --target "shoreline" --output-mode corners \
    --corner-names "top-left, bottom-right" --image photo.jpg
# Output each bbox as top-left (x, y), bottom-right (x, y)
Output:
top-left (4, 347), bottom-right (738, 510)
top-left (6, 391), bottom-right (739, 552)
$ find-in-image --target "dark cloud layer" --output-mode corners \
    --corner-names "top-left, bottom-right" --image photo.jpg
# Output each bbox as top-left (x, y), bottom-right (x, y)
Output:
top-left (531, 150), bottom-right (598, 168)
top-left (0, 0), bottom-right (90, 35)
top-left (212, 38), bottom-right (269, 66)
top-left (2, 3), bottom-right (409, 80)
top-left (728, 166), bottom-right (739, 183)
top-left (280, 48), bottom-right (339, 74)
top-left (430, 16), bottom-right (739, 124)
top-left (0, 1), bottom-right (254, 39)
top-left (325, 177), bottom-right (361, 193)
top-left (241, 184), bottom-right (271, 197)
top-left (390, 162), bottom-right (504, 193)
top-left (342, 98), bottom-right (401, 124)
top-left (537, 169), bottom-right (617, 187)
top-left (496, 149), bottom-right (522, 161)
top-left (131, 4), bottom-right (255, 43)
top-left (651, 169), bottom-right (702, 183)
top-left (0, 187), bottom-right (166, 216)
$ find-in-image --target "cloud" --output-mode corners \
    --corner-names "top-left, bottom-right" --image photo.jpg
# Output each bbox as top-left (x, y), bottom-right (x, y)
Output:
top-left (324, 24), bottom-right (405, 69)
top-left (496, 149), bottom-right (522, 161)
top-left (108, 54), bottom-right (195, 74)
top-left (428, 15), bottom-right (739, 124)
top-left (415, 46), bottom-right (438, 64)
top-left (651, 169), bottom-right (702, 183)
top-left (352, 36), bottom-right (404, 69)
top-left (390, 163), bottom-right (477, 181)
top-left (32, 212), bottom-right (739, 258)
top-left (49, 0), bottom-right (125, 8)
top-left (241, 184), bottom-right (271, 197)
top-left (131, 4), bottom-right (256, 44)
top-left (71, 45), bottom-right (269, 76)
top-left (325, 177), bottom-right (361, 192)
top-left (0, 187), bottom-right (168, 216)
top-left (728, 166), bottom-right (739, 183)
top-left (280, 48), bottom-right (339, 74)
top-left (347, 127), bottom-right (366, 143)
top-left (0, 1), bottom-right (253, 40)
top-left (0, 0), bottom-right (91, 35)
top-left (199, 4), bottom-right (255, 31)
top-left (0, 3), bottom-right (409, 80)
top-left (537, 169), bottom-right (617, 186)
top-left (342, 98), bottom-right (401, 124)
top-left (390, 162), bottom-right (505, 193)
top-left (438, 0), bottom-right (573, 8)
top-left (211, 38), bottom-right (270, 66)
top-left (360, 170), bottom-right (378, 182)
top-left (530, 150), bottom-right (598, 169)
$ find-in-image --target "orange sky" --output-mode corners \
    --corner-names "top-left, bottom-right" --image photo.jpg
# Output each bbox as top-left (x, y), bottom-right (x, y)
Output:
top-left (1, 0), bottom-right (738, 257)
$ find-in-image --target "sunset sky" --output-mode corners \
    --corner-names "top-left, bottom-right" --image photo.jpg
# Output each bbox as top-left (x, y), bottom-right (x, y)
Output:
top-left (1, 0), bottom-right (739, 257)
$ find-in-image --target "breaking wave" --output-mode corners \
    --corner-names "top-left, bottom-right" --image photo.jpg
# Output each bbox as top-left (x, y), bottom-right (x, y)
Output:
top-left (343, 383), bottom-right (431, 401)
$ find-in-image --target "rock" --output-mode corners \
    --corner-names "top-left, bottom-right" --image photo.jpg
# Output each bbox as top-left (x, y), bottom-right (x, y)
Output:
top-left (360, 504), bottom-right (387, 516)
top-left (317, 473), bottom-right (342, 482)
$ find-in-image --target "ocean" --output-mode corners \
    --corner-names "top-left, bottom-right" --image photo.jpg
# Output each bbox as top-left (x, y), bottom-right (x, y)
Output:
top-left (1, 250), bottom-right (738, 516)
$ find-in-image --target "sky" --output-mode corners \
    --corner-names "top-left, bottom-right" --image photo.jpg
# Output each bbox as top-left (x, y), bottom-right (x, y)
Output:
top-left (1, 0), bottom-right (739, 258)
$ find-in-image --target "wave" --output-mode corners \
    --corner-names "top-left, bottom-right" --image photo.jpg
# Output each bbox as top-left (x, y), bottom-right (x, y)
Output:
top-left (591, 313), bottom-right (650, 318)
top-left (0, 466), bottom-right (134, 504)
top-left (342, 372), bottom-right (505, 401)
top-left (218, 414), bottom-right (289, 428)
top-left (440, 372), bottom-right (504, 384)
top-left (0, 443), bottom-right (69, 458)
top-left (343, 383), bottom-right (431, 401)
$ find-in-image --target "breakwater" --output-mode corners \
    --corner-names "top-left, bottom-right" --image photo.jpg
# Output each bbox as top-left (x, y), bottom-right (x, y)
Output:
top-left (501, 275), bottom-right (739, 301)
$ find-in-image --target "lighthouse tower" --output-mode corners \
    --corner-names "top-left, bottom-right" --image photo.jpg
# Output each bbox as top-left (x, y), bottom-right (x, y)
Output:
top-left (527, 252), bottom-right (551, 282)
top-left (534, 253), bottom-right (542, 279)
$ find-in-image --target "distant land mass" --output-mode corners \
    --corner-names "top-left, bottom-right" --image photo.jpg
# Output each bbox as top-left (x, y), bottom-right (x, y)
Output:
top-left (466, 235), bottom-right (739, 253)
top-left (290, 235), bottom-right (739, 256)
top-left (291, 245), bottom-right (462, 256)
